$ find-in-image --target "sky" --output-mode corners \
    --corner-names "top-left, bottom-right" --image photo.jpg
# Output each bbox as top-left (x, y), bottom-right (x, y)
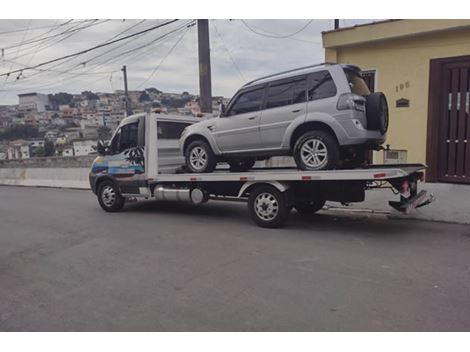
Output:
top-left (0, 19), bottom-right (373, 105)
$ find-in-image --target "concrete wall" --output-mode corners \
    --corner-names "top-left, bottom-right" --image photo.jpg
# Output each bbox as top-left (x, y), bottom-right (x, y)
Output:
top-left (0, 156), bottom-right (94, 189)
top-left (323, 20), bottom-right (470, 168)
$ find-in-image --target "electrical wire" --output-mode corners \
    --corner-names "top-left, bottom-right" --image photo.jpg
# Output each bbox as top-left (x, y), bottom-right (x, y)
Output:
top-left (0, 20), bottom-right (192, 92)
top-left (3, 19), bottom-right (101, 50)
top-left (212, 20), bottom-right (246, 83)
top-left (18, 19), bottom-right (153, 79)
top-left (0, 21), bottom-right (79, 36)
top-left (11, 20), bottom-right (100, 61)
top-left (0, 19), bottom-right (179, 78)
top-left (240, 19), bottom-right (314, 39)
top-left (134, 26), bottom-right (191, 89)
top-left (2, 19), bottom-right (31, 89)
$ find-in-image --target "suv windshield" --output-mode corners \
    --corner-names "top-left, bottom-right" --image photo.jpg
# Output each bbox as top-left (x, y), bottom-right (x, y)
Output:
top-left (344, 69), bottom-right (370, 96)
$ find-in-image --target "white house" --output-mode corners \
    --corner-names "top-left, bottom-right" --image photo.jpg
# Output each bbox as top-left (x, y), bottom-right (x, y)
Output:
top-left (18, 93), bottom-right (51, 112)
top-left (7, 139), bottom-right (30, 159)
top-left (62, 146), bottom-right (74, 157)
top-left (73, 139), bottom-right (97, 156)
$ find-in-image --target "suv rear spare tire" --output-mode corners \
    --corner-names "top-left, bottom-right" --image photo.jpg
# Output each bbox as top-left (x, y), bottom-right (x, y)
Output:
top-left (366, 92), bottom-right (389, 135)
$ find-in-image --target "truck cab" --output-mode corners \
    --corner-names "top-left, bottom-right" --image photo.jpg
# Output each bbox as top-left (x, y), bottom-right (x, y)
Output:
top-left (89, 113), bottom-right (200, 196)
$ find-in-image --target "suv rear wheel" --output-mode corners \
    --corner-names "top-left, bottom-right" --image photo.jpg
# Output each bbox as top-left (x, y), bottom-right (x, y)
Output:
top-left (185, 139), bottom-right (216, 173)
top-left (293, 131), bottom-right (339, 170)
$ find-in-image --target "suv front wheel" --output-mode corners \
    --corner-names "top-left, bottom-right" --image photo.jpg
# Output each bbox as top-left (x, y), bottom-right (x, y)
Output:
top-left (293, 131), bottom-right (339, 170)
top-left (185, 139), bottom-right (217, 173)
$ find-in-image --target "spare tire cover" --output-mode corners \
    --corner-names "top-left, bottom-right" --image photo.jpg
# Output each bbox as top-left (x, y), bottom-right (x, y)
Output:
top-left (366, 92), bottom-right (389, 134)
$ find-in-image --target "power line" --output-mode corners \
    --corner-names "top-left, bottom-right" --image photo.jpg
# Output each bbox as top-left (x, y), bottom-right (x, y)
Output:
top-left (0, 21), bottom-right (78, 35)
top-left (2, 19), bottom-right (31, 89)
top-left (0, 20), bottom-right (192, 92)
top-left (134, 26), bottom-right (191, 89)
top-left (2, 19), bottom-right (101, 50)
top-left (240, 19), bottom-right (317, 41)
top-left (18, 20), bottom-right (92, 65)
top-left (20, 20), bottom-right (153, 79)
top-left (0, 19), bottom-right (180, 78)
top-left (212, 20), bottom-right (246, 82)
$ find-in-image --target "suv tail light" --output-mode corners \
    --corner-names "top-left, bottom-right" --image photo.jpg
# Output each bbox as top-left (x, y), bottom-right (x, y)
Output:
top-left (337, 93), bottom-right (366, 112)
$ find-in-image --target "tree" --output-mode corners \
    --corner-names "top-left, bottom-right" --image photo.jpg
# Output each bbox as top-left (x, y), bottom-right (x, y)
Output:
top-left (97, 126), bottom-right (112, 140)
top-left (145, 87), bottom-right (161, 94)
top-left (0, 125), bottom-right (39, 141)
top-left (44, 140), bottom-right (55, 157)
top-left (48, 92), bottom-right (73, 107)
top-left (81, 91), bottom-right (99, 100)
top-left (34, 146), bottom-right (45, 157)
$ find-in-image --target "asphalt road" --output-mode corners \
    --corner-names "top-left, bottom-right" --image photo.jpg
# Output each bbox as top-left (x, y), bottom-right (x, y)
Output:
top-left (1, 186), bottom-right (469, 331)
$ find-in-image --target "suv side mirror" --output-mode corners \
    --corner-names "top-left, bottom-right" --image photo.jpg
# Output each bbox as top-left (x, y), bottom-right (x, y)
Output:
top-left (97, 140), bottom-right (109, 155)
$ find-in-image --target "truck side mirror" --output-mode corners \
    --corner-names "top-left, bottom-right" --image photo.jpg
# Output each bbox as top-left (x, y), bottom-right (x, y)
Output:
top-left (97, 140), bottom-right (109, 155)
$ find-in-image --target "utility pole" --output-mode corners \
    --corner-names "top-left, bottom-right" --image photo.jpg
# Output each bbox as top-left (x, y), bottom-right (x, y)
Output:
top-left (121, 65), bottom-right (131, 116)
top-left (197, 19), bottom-right (212, 113)
top-left (334, 19), bottom-right (340, 29)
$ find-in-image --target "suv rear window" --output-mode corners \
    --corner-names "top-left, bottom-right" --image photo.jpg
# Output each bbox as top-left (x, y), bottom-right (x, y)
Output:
top-left (344, 69), bottom-right (371, 96)
top-left (308, 71), bottom-right (337, 101)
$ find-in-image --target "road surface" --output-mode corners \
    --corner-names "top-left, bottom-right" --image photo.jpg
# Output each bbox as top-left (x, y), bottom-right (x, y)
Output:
top-left (0, 186), bottom-right (469, 331)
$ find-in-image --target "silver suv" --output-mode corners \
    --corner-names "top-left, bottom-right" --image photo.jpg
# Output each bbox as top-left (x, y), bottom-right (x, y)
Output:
top-left (180, 63), bottom-right (388, 173)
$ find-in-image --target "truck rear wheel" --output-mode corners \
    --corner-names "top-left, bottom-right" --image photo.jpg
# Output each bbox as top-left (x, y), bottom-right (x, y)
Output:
top-left (97, 180), bottom-right (125, 212)
top-left (248, 185), bottom-right (290, 228)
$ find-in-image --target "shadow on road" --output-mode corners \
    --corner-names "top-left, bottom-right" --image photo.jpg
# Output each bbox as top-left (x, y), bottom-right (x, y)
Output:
top-left (123, 199), bottom-right (416, 238)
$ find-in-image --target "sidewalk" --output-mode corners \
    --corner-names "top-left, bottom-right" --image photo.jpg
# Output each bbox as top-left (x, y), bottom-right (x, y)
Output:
top-left (327, 182), bottom-right (470, 225)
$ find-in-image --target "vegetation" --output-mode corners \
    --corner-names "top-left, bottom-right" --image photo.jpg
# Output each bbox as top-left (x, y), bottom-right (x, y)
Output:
top-left (97, 126), bottom-right (112, 140)
top-left (0, 125), bottom-right (39, 141)
top-left (48, 92), bottom-right (73, 107)
top-left (44, 140), bottom-right (55, 156)
top-left (139, 91), bottom-right (151, 102)
top-left (161, 96), bottom-right (191, 108)
top-left (81, 91), bottom-right (99, 100)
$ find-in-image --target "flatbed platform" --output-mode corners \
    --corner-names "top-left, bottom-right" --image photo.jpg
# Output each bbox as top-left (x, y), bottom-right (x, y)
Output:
top-left (151, 164), bottom-right (426, 183)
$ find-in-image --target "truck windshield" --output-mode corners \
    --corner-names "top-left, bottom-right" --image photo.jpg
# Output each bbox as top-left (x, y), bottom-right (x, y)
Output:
top-left (344, 69), bottom-right (370, 96)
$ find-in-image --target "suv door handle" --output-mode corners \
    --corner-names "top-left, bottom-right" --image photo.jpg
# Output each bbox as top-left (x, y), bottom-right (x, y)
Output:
top-left (291, 109), bottom-right (301, 113)
top-left (248, 116), bottom-right (257, 120)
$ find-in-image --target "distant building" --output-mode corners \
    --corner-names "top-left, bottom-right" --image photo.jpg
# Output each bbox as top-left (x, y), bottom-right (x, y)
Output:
top-left (18, 93), bottom-right (51, 113)
top-left (73, 139), bottom-right (97, 156)
top-left (7, 139), bottom-right (30, 159)
top-left (62, 146), bottom-right (74, 157)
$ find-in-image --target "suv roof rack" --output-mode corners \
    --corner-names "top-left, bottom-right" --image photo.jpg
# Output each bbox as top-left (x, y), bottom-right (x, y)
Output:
top-left (242, 62), bottom-right (337, 87)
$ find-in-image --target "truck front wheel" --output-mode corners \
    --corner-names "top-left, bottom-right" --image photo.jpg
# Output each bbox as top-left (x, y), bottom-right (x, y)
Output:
top-left (97, 180), bottom-right (125, 212)
top-left (248, 185), bottom-right (290, 228)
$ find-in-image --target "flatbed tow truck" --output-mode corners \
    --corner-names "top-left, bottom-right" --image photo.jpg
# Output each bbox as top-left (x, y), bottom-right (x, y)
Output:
top-left (90, 113), bottom-right (434, 228)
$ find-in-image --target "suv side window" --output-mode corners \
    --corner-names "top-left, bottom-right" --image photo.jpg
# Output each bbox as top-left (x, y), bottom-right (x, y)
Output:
top-left (117, 122), bottom-right (138, 153)
top-left (228, 88), bottom-right (264, 116)
top-left (157, 121), bottom-right (192, 139)
top-left (266, 77), bottom-right (307, 109)
top-left (308, 71), bottom-right (337, 101)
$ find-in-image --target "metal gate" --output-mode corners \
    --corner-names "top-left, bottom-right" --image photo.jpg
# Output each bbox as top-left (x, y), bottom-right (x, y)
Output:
top-left (428, 56), bottom-right (470, 184)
